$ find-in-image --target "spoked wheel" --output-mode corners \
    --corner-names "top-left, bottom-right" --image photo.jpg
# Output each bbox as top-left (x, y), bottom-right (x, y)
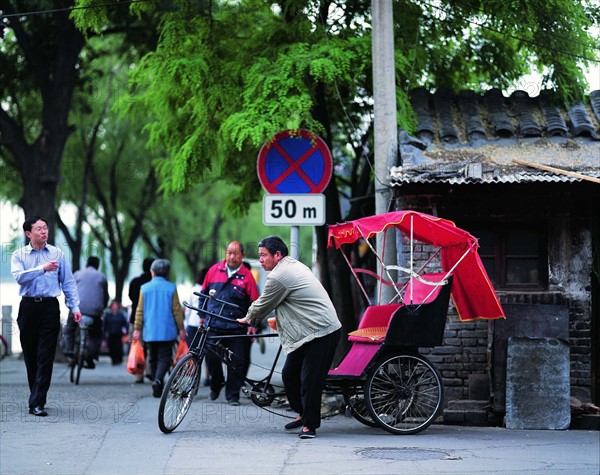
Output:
top-left (366, 354), bottom-right (443, 435)
top-left (158, 353), bottom-right (202, 433)
top-left (343, 388), bottom-right (378, 428)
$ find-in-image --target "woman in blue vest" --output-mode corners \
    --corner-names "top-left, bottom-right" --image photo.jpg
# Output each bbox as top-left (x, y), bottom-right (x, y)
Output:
top-left (133, 259), bottom-right (186, 398)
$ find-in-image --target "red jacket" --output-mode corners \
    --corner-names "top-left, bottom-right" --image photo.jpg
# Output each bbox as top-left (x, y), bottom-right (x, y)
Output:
top-left (202, 261), bottom-right (259, 333)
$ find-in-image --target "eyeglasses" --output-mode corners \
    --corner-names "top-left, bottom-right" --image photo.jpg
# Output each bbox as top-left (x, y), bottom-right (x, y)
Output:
top-left (32, 226), bottom-right (49, 232)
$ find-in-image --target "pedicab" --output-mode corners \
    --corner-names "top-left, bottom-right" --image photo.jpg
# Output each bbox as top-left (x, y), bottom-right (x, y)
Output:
top-left (158, 210), bottom-right (504, 435)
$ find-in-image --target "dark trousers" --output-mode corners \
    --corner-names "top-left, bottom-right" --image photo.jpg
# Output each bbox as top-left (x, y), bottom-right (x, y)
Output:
top-left (106, 333), bottom-right (124, 364)
top-left (147, 341), bottom-right (174, 384)
top-left (282, 329), bottom-right (340, 431)
top-left (206, 333), bottom-right (251, 402)
top-left (17, 298), bottom-right (61, 409)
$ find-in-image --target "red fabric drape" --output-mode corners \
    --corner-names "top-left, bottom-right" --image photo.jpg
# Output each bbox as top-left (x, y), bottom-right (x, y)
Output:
top-left (328, 211), bottom-right (505, 321)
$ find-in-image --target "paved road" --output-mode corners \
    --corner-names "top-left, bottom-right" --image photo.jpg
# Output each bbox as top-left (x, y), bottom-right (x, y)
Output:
top-left (1, 339), bottom-right (598, 475)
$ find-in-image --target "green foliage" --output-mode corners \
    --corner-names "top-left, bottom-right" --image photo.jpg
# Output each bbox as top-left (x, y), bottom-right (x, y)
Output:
top-left (70, 0), bottom-right (598, 206)
top-left (407, 0), bottom-right (598, 101)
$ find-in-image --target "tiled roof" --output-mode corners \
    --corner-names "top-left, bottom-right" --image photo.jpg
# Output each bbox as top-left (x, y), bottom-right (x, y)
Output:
top-left (391, 88), bottom-right (600, 185)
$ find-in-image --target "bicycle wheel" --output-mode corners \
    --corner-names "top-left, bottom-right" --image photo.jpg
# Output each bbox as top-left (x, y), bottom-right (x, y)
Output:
top-left (69, 354), bottom-right (76, 383)
top-left (365, 354), bottom-right (443, 435)
top-left (158, 353), bottom-right (202, 433)
top-left (343, 388), bottom-right (378, 428)
top-left (70, 330), bottom-right (83, 384)
top-left (74, 336), bottom-right (86, 385)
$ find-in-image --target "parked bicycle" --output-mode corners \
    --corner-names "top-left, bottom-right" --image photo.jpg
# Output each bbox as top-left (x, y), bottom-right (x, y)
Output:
top-left (70, 315), bottom-right (95, 385)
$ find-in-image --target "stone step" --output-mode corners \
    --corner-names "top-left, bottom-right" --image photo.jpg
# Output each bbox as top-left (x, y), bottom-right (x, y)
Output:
top-left (443, 399), bottom-right (490, 425)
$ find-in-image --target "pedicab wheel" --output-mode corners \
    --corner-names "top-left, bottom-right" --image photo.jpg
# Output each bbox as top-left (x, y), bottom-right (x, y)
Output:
top-left (343, 389), bottom-right (378, 428)
top-left (365, 354), bottom-right (443, 435)
top-left (250, 382), bottom-right (275, 407)
top-left (158, 353), bottom-right (201, 433)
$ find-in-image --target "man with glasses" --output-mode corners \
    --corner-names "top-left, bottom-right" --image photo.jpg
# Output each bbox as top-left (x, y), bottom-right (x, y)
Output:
top-left (11, 216), bottom-right (81, 417)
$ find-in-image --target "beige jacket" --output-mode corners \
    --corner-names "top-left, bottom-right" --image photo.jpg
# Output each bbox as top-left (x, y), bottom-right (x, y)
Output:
top-left (245, 256), bottom-right (341, 354)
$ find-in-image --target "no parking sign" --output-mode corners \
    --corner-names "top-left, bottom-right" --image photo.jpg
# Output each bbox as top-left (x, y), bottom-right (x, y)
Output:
top-left (258, 130), bottom-right (332, 226)
top-left (257, 129), bottom-right (332, 194)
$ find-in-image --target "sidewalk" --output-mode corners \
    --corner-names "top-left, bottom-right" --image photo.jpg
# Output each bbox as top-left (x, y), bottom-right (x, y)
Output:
top-left (1, 345), bottom-right (599, 475)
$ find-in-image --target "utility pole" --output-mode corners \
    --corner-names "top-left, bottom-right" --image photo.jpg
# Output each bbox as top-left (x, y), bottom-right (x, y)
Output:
top-left (372, 0), bottom-right (398, 303)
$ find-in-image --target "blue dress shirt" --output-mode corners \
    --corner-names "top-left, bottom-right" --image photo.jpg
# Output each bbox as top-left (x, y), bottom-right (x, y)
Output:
top-left (11, 243), bottom-right (80, 313)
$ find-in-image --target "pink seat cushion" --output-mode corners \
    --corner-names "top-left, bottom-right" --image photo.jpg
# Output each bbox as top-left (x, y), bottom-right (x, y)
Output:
top-left (328, 343), bottom-right (381, 377)
top-left (358, 304), bottom-right (401, 329)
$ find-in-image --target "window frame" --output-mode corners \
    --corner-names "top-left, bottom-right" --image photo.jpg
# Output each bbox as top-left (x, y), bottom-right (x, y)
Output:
top-left (470, 224), bottom-right (548, 290)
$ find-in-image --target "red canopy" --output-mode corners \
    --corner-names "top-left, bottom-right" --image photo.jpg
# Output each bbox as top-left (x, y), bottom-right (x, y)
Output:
top-left (328, 211), bottom-right (505, 321)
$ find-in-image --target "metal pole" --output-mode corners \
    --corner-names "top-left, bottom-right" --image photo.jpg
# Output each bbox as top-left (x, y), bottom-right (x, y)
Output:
top-left (372, 0), bottom-right (398, 303)
top-left (290, 226), bottom-right (300, 260)
top-left (2, 305), bottom-right (13, 354)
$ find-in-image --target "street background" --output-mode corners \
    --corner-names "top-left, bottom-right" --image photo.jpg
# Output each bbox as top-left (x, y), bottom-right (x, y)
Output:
top-left (1, 337), bottom-right (598, 475)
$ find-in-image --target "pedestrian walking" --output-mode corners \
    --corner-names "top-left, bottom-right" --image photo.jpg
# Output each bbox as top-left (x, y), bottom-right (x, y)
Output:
top-left (128, 256), bottom-right (153, 383)
top-left (132, 259), bottom-right (186, 398)
top-left (103, 300), bottom-right (129, 365)
top-left (11, 216), bottom-right (82, 417)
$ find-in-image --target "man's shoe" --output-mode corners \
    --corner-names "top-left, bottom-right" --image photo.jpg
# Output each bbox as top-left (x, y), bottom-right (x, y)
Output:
top-left (209, 384), bottom-right (223, 401)
top-left (84, 358), bottom-right (96, 369)
top-left (285, 418), bottom-right (303, 430)
top-left (299, 428), bottom-right (316, 439)
top-left (152, 380), bottom-right (163, 398)
top-left (228, 399), bottom-right (240, 406)
top-left (29, 406), bottom-right (48, 417)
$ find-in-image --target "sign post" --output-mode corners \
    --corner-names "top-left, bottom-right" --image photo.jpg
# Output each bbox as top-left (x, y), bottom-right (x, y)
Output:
top-left (257, 130), bottom-right (332, 259)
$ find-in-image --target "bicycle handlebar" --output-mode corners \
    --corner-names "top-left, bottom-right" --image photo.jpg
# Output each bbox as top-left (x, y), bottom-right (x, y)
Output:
top-left (193, 291), bottom-right (241, 310)
top-left (183, 291), bottom-right (244, 325)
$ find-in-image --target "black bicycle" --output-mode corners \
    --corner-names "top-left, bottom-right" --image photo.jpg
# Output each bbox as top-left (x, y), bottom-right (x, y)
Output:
top-left (70, 315), bottom-right (95, 385)
top-left (157, 292), bottom-right (283, 433)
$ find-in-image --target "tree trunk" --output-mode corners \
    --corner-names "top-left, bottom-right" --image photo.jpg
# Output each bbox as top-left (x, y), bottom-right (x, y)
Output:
top-left (0, 0), bottom-right (84, 242)
top-left (19, 146), bottom-right (61, 241)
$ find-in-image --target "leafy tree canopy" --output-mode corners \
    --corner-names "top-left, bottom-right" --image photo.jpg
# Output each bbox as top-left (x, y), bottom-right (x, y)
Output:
top-left (71, 0), bottom-right (598, 210)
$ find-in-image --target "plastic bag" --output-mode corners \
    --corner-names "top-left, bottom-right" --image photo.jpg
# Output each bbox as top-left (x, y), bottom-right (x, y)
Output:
top-left (127, 339), bottom-right (145, 376)
top-left (174, 339), bottom-right (189, 365)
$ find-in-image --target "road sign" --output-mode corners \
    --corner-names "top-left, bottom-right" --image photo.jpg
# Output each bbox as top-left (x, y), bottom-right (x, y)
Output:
top-left (257, 129), bottom-right (332, 194)
top-left (263, 194), bottom-right (325, 226)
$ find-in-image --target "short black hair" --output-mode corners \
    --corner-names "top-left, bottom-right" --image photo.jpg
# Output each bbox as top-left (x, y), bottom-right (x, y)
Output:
top-left (86, 256), bottom-right (100, 269)
top-left (23, 216), bottom-right (47, 233)
top-left (258, 236), bottom-right (288, 257)
top-left (142, 257), bottom-right (154, 273)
